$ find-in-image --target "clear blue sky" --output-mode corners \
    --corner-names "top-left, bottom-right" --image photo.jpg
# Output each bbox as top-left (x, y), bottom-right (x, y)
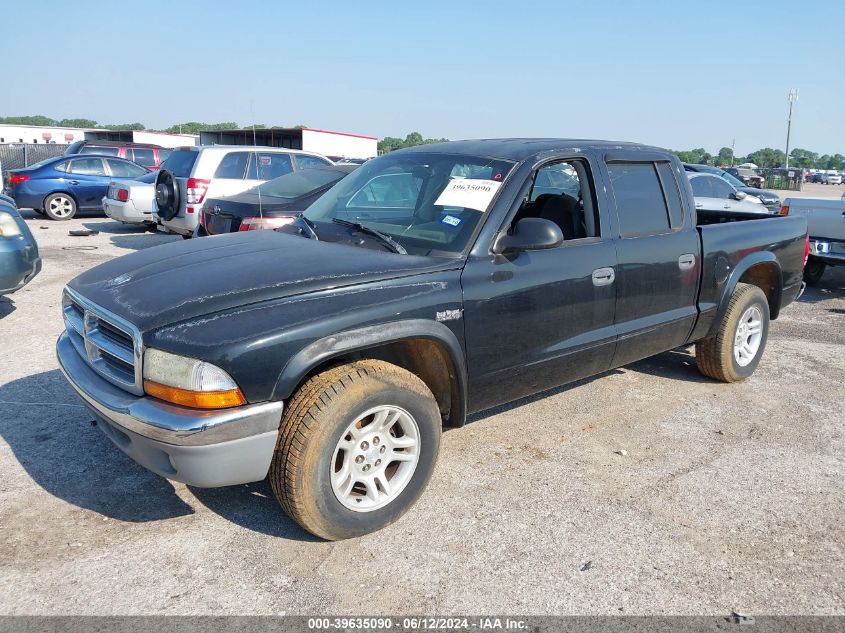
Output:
top-left (2, 0), bottom-right (843, 155)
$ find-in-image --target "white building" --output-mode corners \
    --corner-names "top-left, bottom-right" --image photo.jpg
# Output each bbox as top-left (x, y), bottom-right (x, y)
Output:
top-left (0, 124), bottom-right (89, 145)
top-left (0, 124), bottom-right (197, 147)
top-left (197, 127), bottom-right (378, 159)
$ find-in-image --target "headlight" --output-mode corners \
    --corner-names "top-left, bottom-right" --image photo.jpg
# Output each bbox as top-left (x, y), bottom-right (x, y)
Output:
top-left (0, 211), bottom-right (22, 237)
top-left (142, 348), bottom-right (246, 409)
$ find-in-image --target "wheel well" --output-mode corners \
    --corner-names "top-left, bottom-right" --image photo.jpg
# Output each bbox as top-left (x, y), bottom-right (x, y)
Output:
top-left (302, 338), bottom-right (462, 427)
top-left (739, 262), bottom-right (782, 319)
top-left (43, 190), bottom-right (77, 209)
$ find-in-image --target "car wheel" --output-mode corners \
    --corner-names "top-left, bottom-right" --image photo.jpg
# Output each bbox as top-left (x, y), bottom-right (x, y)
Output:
top-left (803, 259), bottom-right (826, 285)
top-left (44, 193), bottom-right (77, 221)
top-left (695, 282), bottom-right (770, 383)
top-left (269, 359), bottom-right (441, 540)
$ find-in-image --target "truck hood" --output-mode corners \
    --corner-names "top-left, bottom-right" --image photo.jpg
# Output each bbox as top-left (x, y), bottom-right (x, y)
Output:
top-left (68, 231), bottom-right (459, 332)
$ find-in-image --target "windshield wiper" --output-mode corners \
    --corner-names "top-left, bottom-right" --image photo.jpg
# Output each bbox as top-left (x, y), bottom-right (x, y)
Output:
top-left (292, 213), bottom-right (319, 240)
top-left (331, 218), bottom-right (407, 254)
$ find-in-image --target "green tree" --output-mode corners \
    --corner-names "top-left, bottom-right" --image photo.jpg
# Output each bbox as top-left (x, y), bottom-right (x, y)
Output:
top-left (0, 115), bottom-right (57, 126)
top-left (746, 148), bottom-right (786, 168)
top-left (717, 147), bottom-right (734, 166)
top-left (100, 122), bottom-right (145, 131)
top-left (789, 148), bottom-right (817, 169)
top-left (164, 121), bottom-right (237, 134)
top-left (378, 132), bottom-right (449, 153)
top-left (58, 118), bottom-right (98, 128)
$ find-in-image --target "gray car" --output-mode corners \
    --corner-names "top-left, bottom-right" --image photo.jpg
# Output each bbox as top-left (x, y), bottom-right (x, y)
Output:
top-left (688, 173), bottom-right (772, 215)
top-left (0, 198), bottom-right (41, 295)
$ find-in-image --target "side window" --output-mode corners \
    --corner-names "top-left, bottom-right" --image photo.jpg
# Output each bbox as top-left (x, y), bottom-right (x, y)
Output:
top-left (296, 154), bottom-right (332, 169)
top-left (530, 163), bottom-right (581, 201)
top-left (158, 149), bottom-right (172, 163)
top-left (54, 161), bottom-right (69, 173)
top-left (69, 158), bottom-right (106, 176)
top-left (247, 153), bottom-right (294, 180)
top-left (214, 152), bottom-right (251, 179)
top-left (689, 176), bottom-right (713, 197)
top-left (107, 159), bottom-right (147, 178)
top-left (656, 162), bottom-right (685, 228)
top-left (130, 148), bottom-right (155, 167)
top-left (709, 177), bottom-right (734, 199)
top-left (606, 162), bottom-right (671, 237)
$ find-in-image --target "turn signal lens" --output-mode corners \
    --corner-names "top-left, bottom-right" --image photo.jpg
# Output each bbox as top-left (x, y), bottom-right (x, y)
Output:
top-left (779, 205), bottom-right (789, 216)
top-left (143, 380), bottom-right (246, 409)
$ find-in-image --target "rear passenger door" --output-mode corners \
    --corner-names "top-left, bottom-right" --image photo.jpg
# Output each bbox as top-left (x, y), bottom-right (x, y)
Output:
top-left (600, 157), bottom-right (700, 367)
top-left (66, 158), bottom-right (109, 209)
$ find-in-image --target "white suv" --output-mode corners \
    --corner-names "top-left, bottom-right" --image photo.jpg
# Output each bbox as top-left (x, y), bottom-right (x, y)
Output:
top-left (152, 146), bottom-right (333, 236)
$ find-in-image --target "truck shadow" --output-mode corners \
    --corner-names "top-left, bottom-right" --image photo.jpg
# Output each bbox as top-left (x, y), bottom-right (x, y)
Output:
top-left (798, 266), bottom-right (845, 303)
top-left (188, 483), bottom-right (318, 541)
top-left (0, 296), bottom-right (15, 319)
top-left (0, 369), bottom-right (194, 522)
top-left (80, 220), bottom-right (181, 252)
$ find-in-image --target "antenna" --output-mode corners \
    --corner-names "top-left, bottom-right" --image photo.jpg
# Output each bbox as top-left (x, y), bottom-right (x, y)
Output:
top-left (250, 100), bottom-right (263, 221)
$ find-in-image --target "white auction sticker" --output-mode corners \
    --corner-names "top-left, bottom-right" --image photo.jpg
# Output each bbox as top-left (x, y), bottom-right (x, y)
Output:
top-left (434, 178), bottom-right (502, 212)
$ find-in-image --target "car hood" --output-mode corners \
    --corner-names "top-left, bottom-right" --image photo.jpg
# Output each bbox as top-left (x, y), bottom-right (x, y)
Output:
top-left (737, 186), bottom-right (779, 202)
top-left (67, 231), bottom-right (458, 332)
top-left (206, 192), bottom-right (306, 215)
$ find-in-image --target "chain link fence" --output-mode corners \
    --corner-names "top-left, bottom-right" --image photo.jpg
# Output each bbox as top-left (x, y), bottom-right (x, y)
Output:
top-left (0, 144), bottom-right (68, 187)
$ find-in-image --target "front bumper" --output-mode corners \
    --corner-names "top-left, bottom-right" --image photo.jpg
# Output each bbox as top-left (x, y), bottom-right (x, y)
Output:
top-left (0, 236), bottom-right (41, 294)
top-left (56, 332), bottom-right (283, 487)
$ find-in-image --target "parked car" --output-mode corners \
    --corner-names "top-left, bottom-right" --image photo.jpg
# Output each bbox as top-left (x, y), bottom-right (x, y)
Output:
top-left (0, 198), bottom-right (40, 294)
top-left (811, 172), bottom-right (829, 184)
top-left (152, 146), bottom-right (335, 237)
top-left (683, 163), bottom-right (780, 212)
top-left (825, 173), bottom-right (842, 185)
top-left (197, 164), bottom-right (357, 236)
top-left (5, 155), bottom-right (150, 220)
top-left (65, 141), bottom-right (171, 171)
top-left (725, 167), bottom-right (764, 188)
top-left (782, 196), bottom-right (845, 284)
top-left (688, 173), bottom-right (773, 214)
top-left (102, 171), bottom-right (158, 226)
top-left (57, 139), bottom-right (808, 540)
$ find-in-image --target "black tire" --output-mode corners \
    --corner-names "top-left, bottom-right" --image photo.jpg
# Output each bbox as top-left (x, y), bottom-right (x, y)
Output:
top-left (270, 359), bottom-right (441, 540)
top-left (695, 282), bottom-right (770, 383)
top-left (154, 169), bottom-right (180, 221)
top-left (43, 193), bottom-right (77, 221)
top-left (34, 208), bottom-right (46, 216)
top-left (803, 259), bottom-right (826, 286)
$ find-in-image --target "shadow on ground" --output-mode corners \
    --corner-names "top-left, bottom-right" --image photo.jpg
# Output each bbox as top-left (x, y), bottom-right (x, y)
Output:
top-left (79, 219), bottom-right (180, 251)
top-left (0, 296), bottom-right (15, 319)
top-left (798, 265), bottom-right (845, 303)
top-left (0, 369), bottom-right (193, 522)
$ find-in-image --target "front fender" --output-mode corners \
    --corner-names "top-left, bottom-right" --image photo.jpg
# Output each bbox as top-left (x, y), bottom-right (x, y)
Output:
top-left (272, 319), bottom-right (468, 425)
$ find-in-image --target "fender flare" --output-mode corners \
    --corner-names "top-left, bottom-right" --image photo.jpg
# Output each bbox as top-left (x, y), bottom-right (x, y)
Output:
top-left (708, 251), bottom-right (782, 338)
top-left (272, 319), bottom-right (468, 427)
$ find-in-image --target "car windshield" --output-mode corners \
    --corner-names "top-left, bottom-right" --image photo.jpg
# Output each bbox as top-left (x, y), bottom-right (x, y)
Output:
top-left (160, 150), bottom-right (198, 177)
top-left (247, 168), bottom-right (347, 199)
top-left (718, 170), bottom-right (746, 188)
top-left (303, 151), bottom-right (516, 256)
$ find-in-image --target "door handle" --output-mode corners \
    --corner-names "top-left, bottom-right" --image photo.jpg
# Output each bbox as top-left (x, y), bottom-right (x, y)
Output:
top-left (592, 267), bottom-right (615, 286)
top-left (678, 253), bottom-right (696, 270)
top-left (68, 180), bottom-right (79, 185)
top-left (694, 202), bottom-right (703, 209)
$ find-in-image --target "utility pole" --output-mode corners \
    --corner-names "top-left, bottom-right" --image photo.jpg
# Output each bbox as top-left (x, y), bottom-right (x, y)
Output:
top-left (731, 138), bottom-right (735, 167)
top-left (785, 89), bottom-right (798, 169)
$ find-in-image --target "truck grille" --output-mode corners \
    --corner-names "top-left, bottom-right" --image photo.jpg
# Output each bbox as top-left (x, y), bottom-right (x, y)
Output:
top-left (62, 287), bottom-right (143, 395)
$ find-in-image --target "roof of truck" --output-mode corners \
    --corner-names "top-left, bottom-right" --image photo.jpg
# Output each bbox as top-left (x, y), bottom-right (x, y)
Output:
top-left (398, 138), bottom-right (667, 161)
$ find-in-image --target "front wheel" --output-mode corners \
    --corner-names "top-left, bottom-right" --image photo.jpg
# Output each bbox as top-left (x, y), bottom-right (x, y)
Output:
top-left (803, 259), bottom-right (826, 286)
top-left (695, 282), bottom-right (770, 382)
top-left (269, 360), bottom-right (441, 540)
top-left (44, 193), bottom-right (77, 220)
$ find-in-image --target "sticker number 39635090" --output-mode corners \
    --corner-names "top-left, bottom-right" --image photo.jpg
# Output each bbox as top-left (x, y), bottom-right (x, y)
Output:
top-left (434, 179), bottom-right (502, 212)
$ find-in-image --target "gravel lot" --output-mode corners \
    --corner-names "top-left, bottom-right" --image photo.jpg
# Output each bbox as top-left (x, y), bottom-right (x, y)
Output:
top-left (1, 210), bottom-right (843, 616)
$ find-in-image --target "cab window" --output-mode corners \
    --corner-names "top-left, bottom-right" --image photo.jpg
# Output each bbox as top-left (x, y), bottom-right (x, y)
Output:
top-left (214, 152), bottom-right (251, 179)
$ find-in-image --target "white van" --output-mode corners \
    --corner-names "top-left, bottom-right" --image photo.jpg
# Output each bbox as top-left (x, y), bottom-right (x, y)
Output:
top-left (152, 146), bottom-right (333, 236)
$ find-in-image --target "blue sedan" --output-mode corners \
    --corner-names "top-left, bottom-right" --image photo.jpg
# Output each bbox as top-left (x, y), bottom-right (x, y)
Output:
top-left (0, 197), bottom-right (41, 294)
top-left (5, 155), bottom-right (149, 220)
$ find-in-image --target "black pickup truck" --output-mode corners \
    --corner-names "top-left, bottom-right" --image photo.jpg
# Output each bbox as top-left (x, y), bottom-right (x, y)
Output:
top-left (57, 139), bottom-right (808, 540)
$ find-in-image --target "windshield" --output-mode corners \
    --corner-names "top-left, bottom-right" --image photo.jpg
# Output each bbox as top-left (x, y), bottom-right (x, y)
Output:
top-left (160, 150), bottom-right (198, 177)
top-left (718, 170), bottom-right (746, 188)
top-left (247, 168), bottom-right (347, 199)
top-left (303, 152), bottom-right (515, 256)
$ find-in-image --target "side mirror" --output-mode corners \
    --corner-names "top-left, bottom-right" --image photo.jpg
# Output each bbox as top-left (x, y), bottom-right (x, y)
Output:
top-left (731, 190), bottom-right (747, 201)
top-left (493, 217), bottom-right (564, 254)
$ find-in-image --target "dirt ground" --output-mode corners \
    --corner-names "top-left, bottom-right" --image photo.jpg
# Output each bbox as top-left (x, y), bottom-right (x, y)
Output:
top-left (0, 211), bottom-right (843, 615)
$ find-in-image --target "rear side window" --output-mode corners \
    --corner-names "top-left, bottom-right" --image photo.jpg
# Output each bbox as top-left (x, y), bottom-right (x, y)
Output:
top-left (158, 149), bottom-right (172, 163)
top-left (606, 162), bottom-right (671, 236)
top-left (69, 158), bottom-right (106, 176)
top-left (296, 154), bottom-right (332, 169)
top-left (160, 150), bottom-right (198, 177)
top-left (80, 146), bottom-right (119, 156)
top-left (689, 176), bottom-right (713, 197)
top-left (107, 159), bottom-right (147, 178)
top-left (54, 161), bottom-right (69, 173)
top-left (214, 152), bottom-right (251, 179)
top-left (656, 162), bottom-right (685, 228)
top-left (247, 152), bottom-right (294, 180)
top-left (129, 148), bottom-right (155, 167)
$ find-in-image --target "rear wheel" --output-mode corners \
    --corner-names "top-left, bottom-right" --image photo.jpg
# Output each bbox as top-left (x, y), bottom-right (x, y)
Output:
top-left (803, 259), bottom-right (826, 286)
top-left (269, 359), bottom-right (441, 540)
top-left (696, 282), bottom-right (769, 382)
top-left (44, 193), bottom-right (76, 220)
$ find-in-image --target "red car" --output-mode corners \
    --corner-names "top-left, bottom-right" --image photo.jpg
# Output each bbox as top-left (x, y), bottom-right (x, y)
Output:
top-left (64, 141), bottom-right (171, 171)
